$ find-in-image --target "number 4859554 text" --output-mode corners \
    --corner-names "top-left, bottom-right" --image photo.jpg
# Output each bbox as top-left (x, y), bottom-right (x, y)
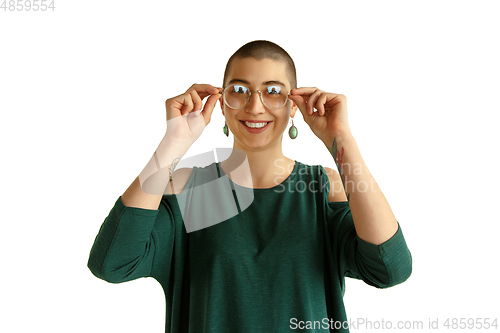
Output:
top-left (1, 0), bottom-right (55, 11)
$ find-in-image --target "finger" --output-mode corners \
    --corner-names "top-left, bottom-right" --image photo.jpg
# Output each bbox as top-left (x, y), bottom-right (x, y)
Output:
top-left (292, 87), bottom-right (321, 115)
top-left (316, 93), bottom-right (329, 116)
top-left (179, 93), bottom-right (194, 115)
top-left (295, 101), bottom-right (319, 126)
top-left (188, 84), bottom-right (221, 99)
top-left (296, 101), bottom-right (310, 122)
top-left (201, 92), bottom-right (222, 125)
top-left (189, 90), bottom-right (203, 112)
top-left (288, 95), bottom-right (307, 114)
top-left (290, 87), bottom-right (318, 97)
top-left (307, 89), bottom-right (324, 115)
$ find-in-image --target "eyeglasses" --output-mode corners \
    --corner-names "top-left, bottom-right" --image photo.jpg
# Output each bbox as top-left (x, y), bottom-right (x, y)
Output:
top-left (221, 84), bottom-right (291, 110)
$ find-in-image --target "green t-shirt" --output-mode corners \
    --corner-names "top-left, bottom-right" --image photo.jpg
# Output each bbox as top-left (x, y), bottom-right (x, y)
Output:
top-left (88, 161), bottom-right (412, 332)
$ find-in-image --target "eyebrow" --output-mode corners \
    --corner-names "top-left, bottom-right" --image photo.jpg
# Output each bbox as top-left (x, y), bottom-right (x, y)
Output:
top-left (227, 78), bottom-right (288, 88)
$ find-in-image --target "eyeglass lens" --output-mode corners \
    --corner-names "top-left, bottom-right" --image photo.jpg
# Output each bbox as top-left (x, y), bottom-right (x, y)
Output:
top-left (223, 84), bottom-right (288, 109)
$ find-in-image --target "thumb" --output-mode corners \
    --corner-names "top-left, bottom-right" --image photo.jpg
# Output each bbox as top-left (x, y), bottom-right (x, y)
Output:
top-left (201, 93), bottom-right (221, 125)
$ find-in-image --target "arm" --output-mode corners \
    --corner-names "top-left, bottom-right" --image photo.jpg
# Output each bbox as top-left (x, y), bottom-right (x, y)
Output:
top-left (290, 88), bottom-right (398, 245)
top-left (121, 84), bottom-right (222, 210)
top-left (322, 167), bottom-right (347, 202)
top-left (87, 196), bottom-right (169, 283)
top-left (323, 161), bottom-right (411, 288)
top-left (88, 84), bottom-right (221, 282)
top-left (293, 88), bottom-right (412, 288)
top-left (121, 134), bottom-right (190, 210)
top-left (87, 132), bottom-right (185, 283)
top-left (325, 199), bottom-right (411, 289)
top-left (326, 133), bottom-right (398, 245)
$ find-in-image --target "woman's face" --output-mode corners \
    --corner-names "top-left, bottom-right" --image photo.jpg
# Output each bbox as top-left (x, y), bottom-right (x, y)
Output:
top-left (220, 57), bottom-right (297, 151)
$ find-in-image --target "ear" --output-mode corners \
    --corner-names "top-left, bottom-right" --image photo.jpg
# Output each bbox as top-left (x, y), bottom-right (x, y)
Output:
top-left (290, 99), bottom-right (298, 118)
top-left (219, 96), bottom-right (225, 116)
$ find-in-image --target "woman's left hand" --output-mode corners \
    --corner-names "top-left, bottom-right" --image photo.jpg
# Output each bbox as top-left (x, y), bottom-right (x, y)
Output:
top-left (289, 87), bottom-right (351, 146)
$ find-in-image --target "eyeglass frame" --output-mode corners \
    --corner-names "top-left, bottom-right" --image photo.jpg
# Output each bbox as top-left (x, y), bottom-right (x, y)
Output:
top-left (220, 84), bottom-right (292, 110)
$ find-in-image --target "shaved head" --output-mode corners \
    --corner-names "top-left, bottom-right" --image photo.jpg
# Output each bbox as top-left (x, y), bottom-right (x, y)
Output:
top-left (223, 40), bottom-right (297, 90)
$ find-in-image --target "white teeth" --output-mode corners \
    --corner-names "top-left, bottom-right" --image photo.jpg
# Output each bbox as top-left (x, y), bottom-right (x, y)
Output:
top-left (244, 121), bottom-right (269, 128)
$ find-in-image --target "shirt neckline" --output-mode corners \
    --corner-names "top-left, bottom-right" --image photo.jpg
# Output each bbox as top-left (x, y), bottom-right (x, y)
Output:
top-left (216, 160), bottom-right (300, 191)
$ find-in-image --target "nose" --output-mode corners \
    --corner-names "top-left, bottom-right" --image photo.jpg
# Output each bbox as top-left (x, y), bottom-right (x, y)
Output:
top-left (245, 90), bottom-right (265, 115)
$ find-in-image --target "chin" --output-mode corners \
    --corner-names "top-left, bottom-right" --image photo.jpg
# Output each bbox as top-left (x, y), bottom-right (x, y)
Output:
top-left (237, 134), bottom-right (282, 151)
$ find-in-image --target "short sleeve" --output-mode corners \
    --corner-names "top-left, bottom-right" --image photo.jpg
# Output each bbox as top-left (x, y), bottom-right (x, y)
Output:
top-left (321, 167), bottom-right (412, 289)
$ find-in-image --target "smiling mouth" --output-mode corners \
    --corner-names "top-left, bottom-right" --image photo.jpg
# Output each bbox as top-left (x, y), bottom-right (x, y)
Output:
top-left (240, 121), bottom-right (271, 129)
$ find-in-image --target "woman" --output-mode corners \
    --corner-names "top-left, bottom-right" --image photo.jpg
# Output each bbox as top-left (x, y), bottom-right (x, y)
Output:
top-left (88, 40), bottom-right (412, 332)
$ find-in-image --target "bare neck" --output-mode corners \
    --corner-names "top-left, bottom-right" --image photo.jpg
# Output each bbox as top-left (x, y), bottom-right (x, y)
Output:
top-left (221, 138), bottom-right (296, 189)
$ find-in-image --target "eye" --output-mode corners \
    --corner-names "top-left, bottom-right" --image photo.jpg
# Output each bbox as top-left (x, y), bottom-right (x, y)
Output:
top-left (232, 85), bottom-right (248, 94)
top-left (266, 86), bottom-right (282, 95)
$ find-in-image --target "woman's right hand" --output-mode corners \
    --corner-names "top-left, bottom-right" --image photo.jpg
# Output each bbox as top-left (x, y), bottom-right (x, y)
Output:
top-left (165, 84), bottom-right (222, 145)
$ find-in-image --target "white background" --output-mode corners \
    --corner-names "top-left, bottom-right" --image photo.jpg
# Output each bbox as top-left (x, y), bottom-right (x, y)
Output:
top-left (1, 0), bottom-right (499, 332)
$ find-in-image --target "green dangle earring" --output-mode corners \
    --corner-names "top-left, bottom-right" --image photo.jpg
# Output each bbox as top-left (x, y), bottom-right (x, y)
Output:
top-left (288, 119), bottom-right (298, 139)
top-left (223, 121), bottom-right (229, 137)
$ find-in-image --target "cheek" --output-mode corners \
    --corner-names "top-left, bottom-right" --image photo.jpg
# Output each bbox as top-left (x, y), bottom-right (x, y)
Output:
top-left (276, 109), bottom-right (292, 123)
top-left (223, 108), bottom-right (239, 125)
